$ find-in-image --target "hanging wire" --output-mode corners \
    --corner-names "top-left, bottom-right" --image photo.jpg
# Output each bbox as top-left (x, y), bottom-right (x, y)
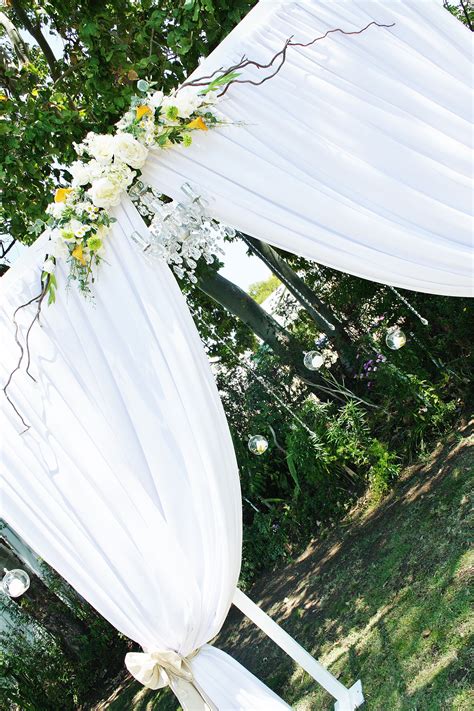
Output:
top-left (387, 285), bottom-right (429, 326)
top-left (186, 301), bottom-right (319, 439)
top-left (238, 232), bottom-right (336, 332)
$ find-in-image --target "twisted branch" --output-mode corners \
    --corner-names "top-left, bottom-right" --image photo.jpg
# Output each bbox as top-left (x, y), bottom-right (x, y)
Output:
top-left (182, 21), bottom-right (395, 96)
top-left (3, 275), bottom-right (49, 433)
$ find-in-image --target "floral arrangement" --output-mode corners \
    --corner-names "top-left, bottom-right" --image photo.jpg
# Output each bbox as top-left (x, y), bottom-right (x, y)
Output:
top-left (39, 75), bottom-right (234, 302)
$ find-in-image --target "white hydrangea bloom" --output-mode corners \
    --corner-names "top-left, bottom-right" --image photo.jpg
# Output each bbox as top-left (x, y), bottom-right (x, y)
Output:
top-left (50, 229), bottom-right (70, 259)
top-left (109, 160), bottom-right (136, 189)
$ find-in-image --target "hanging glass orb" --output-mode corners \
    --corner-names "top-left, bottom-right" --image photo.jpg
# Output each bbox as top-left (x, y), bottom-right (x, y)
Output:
top-left (385, 327), bottom-right (407, 351)
top-left (304, 351), bottom-right (325, 371)
top-left (248, 435), bottom-right (268, 456)
top-left (2, 568), bottom-right (30, 598)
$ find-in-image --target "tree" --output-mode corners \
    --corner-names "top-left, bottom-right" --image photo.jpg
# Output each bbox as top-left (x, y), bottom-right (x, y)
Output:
top-left (248, 274), bottom-right (280, 304)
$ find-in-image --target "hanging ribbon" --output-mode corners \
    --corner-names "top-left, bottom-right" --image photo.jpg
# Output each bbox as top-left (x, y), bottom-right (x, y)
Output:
top-left (125, 648), bottom-right (217, 711)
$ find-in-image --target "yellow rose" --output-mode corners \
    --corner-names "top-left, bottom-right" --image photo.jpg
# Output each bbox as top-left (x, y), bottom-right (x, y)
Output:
top-left (54, 187), bottom-right (73, 203)
top-left (187, 117), bottom-right (208, 131)
top-left (136, 105), bottom-right (152, 120)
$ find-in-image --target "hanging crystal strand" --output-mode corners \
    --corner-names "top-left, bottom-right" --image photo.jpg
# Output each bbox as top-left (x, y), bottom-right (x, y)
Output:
top-left (187, 302), bottom-right (320, 440)
top-left (407, 329), bottom-right (447, 371)
top-left (129, 182), bottom-right (227, 283)
top-left (387, 285), bottom-right (429, 326)
top-left (239, 233), bottom-right (336, 332)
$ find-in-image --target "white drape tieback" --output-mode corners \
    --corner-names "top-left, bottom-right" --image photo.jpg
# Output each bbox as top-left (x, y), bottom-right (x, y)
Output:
top-left (125, 648), bottom-right (217, 710)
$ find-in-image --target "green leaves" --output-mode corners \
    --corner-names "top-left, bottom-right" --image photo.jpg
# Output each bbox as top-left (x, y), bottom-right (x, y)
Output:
top-left (42, 270), bottom-right (57, 305)
top-left (27, 219), bottom-right (48, 237)
top-left (202, 70), bottom-right (241, 93)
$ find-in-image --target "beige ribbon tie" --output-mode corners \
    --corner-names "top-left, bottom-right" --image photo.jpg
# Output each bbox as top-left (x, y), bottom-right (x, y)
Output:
top-left (125, 648), bottom-right (217, 711)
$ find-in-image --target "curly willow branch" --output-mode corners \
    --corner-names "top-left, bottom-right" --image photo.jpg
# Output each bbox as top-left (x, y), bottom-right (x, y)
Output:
top-left (182, 21), bottom-right (395, 96)
top-left (3, 274), bottom-right (49, 433)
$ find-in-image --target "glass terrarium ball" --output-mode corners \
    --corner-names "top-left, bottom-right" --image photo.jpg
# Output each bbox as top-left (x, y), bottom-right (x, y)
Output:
top-left (385, 328), bottom-right (407, 350)
top-left (304, 351), bottom-right (325, 371)
top-left (248, 435), bottom-right (269, 456)
top-left (2, 569), bottom-right (30, 598)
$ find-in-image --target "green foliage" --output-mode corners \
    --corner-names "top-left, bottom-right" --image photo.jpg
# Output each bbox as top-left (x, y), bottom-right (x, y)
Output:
top-left (215, 315), bottom-right (464, 586)
top-left (241, 510), bottom-right (291, 587)
top-left (362, 361), bottom-right (459, 459)
top-left (286, 400), bottom-right (400, 533)
top-left (39, 563), bottom-right (129, 697)
top-left (444, 1), bottom-right (474, 29)
top-left (248, 274), bottom-right (281, 304)
top-left (0, 561), bottom-right (129, 710)
top-left (0, 598), bottom-right (77, 711)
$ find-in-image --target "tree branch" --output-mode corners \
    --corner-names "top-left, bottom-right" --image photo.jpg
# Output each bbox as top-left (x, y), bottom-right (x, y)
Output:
top-left (182, 21), bottom-right (395, 97)
top-left (0, 10), bottom-right (29, 68)
top-left (10, 0), bottom-right (59, 79)
top-left (459, 0), bottom-right (474, 30)
top-left (1, 236), bottom-right (17, 260)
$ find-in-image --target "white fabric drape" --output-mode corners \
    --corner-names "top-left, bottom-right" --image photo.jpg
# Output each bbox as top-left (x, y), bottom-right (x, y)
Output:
top-left (141, 0), bottom-right (473, 296)
top-left (0, 198), bottom-right (289, 709)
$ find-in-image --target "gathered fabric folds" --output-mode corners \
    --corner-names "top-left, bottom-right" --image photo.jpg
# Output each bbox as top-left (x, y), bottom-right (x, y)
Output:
top-left (0, 197), bottom-right (290, 709)
top-left (141, 0), bottom-right (473, 296)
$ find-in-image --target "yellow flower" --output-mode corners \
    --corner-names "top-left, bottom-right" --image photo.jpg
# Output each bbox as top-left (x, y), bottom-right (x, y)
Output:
top-left (136, 105), bottom-right (152, 120)
top-left (54, 187), bottom-right (73, 203)
top-left (0, 94), bottom-right (7, 101)
top-left (72, 244), bottom-right (86, 265)
top-left (187, 116), bottom-right (208, 131)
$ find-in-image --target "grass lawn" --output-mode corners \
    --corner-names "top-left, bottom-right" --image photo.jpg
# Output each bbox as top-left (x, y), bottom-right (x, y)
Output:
top-left (91, 423), bottom-right (473, 711)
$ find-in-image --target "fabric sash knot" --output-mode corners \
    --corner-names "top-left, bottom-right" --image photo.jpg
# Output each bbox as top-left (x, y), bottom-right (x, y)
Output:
top-left (125, 648), bottom-right (217, 711)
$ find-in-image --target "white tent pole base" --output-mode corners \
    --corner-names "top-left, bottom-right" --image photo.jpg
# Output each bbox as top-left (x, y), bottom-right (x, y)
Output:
top-left (232, 588), bottom-right (364, 710)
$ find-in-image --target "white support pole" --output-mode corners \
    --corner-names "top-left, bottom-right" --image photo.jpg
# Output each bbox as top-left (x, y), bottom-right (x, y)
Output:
top-left (232, 588), bottom-right (364, 711)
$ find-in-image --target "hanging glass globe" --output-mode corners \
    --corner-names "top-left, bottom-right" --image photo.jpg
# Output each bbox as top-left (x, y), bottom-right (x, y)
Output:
top-left (248, 435), bottom-right (268, 456)
top-left (304, 351), bottom-right (325, 371)
top-left (385, 327), bottom-right (407, 350)
top-left (2, 568), bottom-right (30, 598)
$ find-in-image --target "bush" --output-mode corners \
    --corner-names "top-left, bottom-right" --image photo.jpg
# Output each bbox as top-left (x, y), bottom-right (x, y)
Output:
top-left (0, 599), bottom-right (77, 711)
top-left (286, 400), bottom-right (400, 535)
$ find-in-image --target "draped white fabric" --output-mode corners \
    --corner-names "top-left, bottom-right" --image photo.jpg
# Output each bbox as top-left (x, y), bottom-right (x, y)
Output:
top-left (141, 0), bottom-right (473, 297)
top-left (0, 198), bottom-right (289, 709)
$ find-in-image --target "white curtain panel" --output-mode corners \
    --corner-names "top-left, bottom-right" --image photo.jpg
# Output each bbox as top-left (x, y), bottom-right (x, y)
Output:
top-left (0, 198), bottom-right (289, 709)
top-left (141, 0), bottom-right (473, 297)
